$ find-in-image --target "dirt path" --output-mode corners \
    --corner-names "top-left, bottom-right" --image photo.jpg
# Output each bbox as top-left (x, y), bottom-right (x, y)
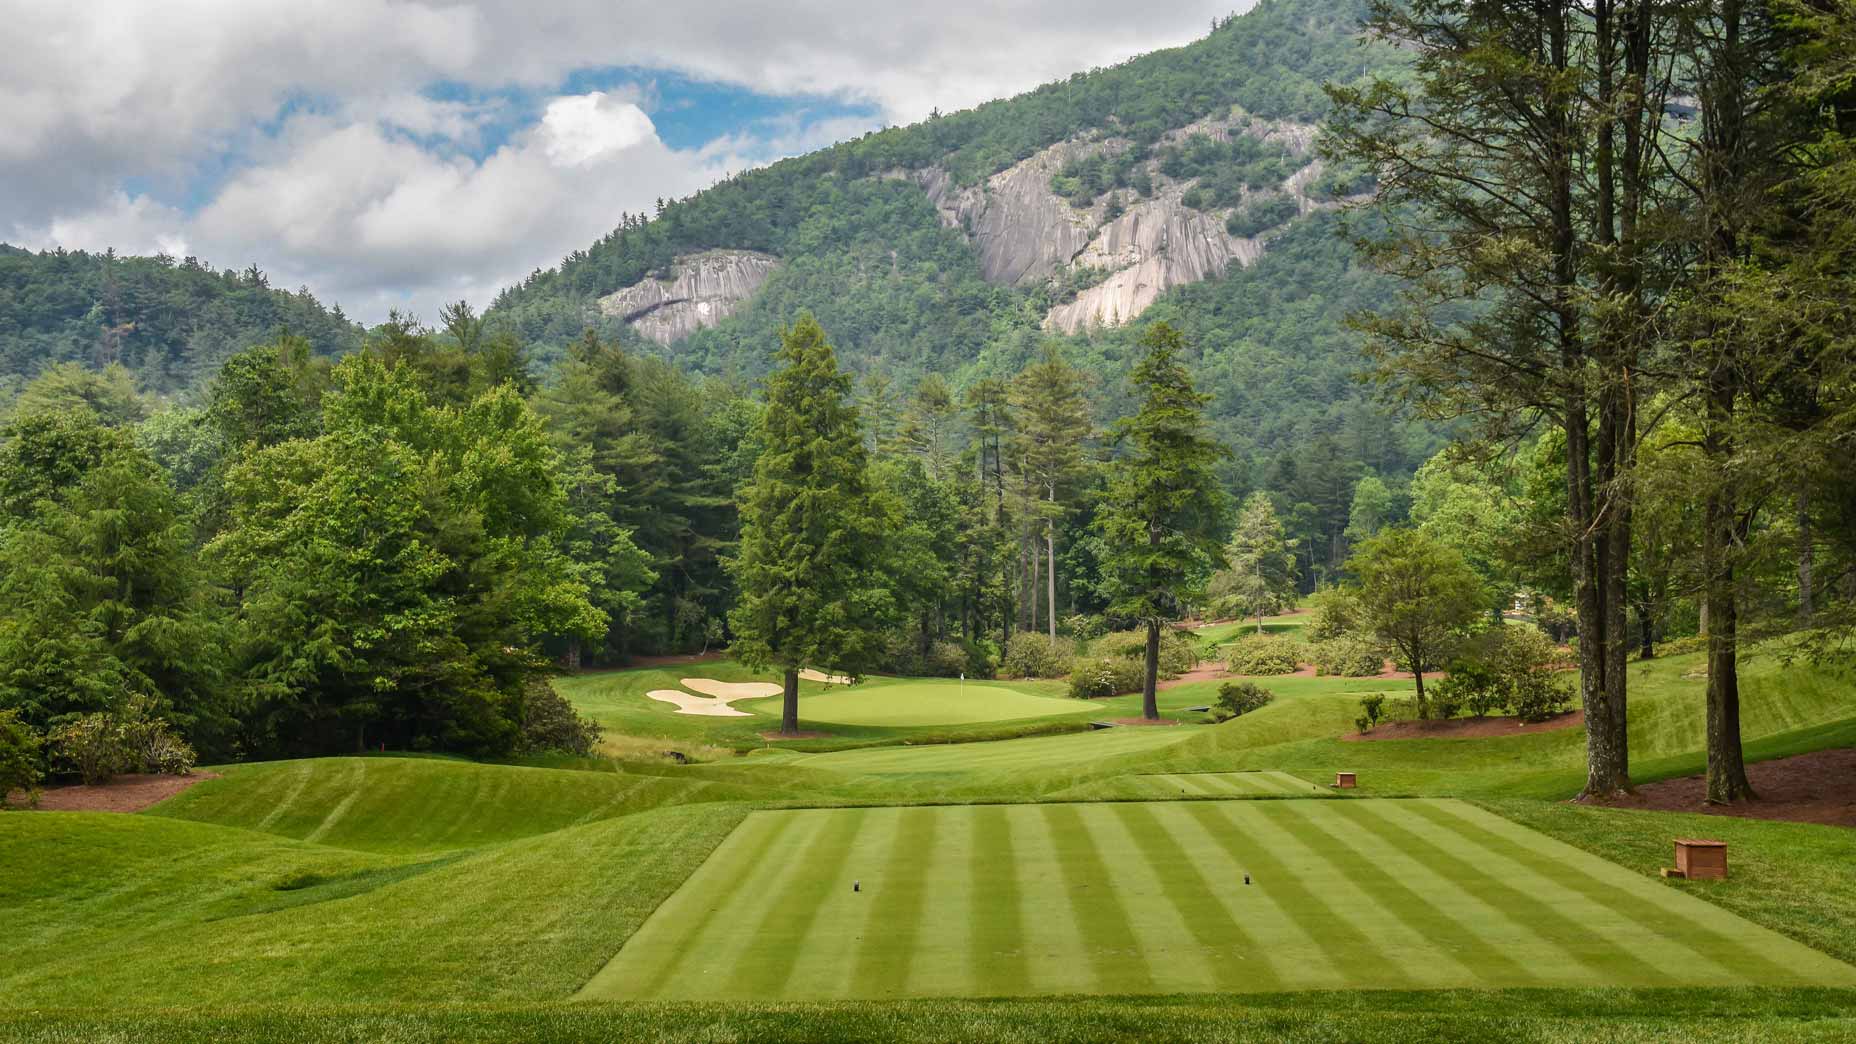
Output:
top-left (1593, 748), bottom-right (1856, 828)
top-left (7, 772), bottom-right (218, 813)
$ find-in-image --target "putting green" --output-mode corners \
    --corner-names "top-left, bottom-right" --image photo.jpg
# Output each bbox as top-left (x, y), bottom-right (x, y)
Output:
top-left (750, 679), bottom-right (1088, 727)
top-left (578, 798), bottom-right (1856, 1001)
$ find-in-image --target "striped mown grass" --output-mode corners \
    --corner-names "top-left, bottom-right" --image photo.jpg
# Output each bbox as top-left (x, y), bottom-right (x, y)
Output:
top-left (577, 798), bottom-right (1856, 1001)
top-left (1118, 771), bottom-right (1334, 799)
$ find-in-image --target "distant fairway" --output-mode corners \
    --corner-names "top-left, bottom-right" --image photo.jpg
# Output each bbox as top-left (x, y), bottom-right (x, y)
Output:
top-left (752, 679), bottom-right (1089, 727)
top-left (797, 724), bottom-right (1199, 775)
top-left (579, 798), bottom-right (1856, 1001)
top-left (1123, 771), bottom-right (1334, 798)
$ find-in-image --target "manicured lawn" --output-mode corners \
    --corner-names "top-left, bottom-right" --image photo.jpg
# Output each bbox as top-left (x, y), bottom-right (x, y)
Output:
top-left (746, 678), bottom-right (1089, 727)
top-left (151, 755), bottom-right (752, 853)
top-left (556, 661), bottom-right (1091, 751)
top-left (578, 798), bottom-right (1856, 1001)
top-left (7, 990), bottom-right (1856, 1043)
top-left (794, 723), bottom-right (1201, 776)
top-left (0, 802), bottom-right (751, 1008)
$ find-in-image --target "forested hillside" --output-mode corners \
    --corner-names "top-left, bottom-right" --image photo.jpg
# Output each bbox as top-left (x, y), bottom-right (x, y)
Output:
top-left (0, 246), bottom-right (362, 394)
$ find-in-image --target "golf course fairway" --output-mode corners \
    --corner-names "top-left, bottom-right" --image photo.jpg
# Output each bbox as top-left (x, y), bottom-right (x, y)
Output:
top-left (578, 798), bottom-right (1856, 1001)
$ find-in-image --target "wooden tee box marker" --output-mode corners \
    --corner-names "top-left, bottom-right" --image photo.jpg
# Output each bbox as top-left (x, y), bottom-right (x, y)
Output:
top-left (1334, 772), bottom-right (1357, 789)
top-left (1673, 838), bottom-right (1728, 880)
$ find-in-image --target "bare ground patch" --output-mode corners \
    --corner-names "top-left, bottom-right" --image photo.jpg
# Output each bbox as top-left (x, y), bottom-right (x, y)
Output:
top-left (1592, 748), bottom-right (1856, 828)
top-left (7, 772), bottom-right (219, 813)
top-left (1344, 709), bottom-right (1584, 742)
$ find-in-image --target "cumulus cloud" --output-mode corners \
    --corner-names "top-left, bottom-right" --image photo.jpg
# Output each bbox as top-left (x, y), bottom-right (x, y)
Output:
top-left (1, 0), bottom-right (1249, 322)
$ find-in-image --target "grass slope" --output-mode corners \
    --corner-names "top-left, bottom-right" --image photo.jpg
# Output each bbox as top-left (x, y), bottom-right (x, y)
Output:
top-left (579, 798), bottom-right (1856, 1001)
top-left (150, 755), bottom-right (752, 853)
top-left (0, 802), bottom-right (750, 1008)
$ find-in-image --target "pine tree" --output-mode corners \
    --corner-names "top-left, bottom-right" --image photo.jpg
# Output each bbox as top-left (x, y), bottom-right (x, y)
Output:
top-left (1099, 323), bottom-right (1229, 720)
top-left (728, 315), bottom-right (897, 734)
top-left (1010, 344), bottom-right (1093, 639)
top-left (1211, 492), bottom-right (1300, 632)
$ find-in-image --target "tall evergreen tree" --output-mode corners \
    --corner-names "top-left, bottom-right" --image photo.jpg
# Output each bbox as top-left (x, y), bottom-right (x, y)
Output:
top-left (728, 315), bottom-right (897, 734)
top-left (1010, 344), bottom-right (1094, 639)
top-left (1210, 492), bottom-right (1300, 632)
top-left (1099, 323), bottom-right (1229, 720)
top-left (1327, 0), bottom-right (1678, 798)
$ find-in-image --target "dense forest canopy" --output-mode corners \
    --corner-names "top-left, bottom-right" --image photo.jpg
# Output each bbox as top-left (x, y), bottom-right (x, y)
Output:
top-left (0, 246), bottom-right (362, 396)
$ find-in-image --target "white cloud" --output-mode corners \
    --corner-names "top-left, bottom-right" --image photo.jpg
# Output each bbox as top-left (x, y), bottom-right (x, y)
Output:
top-left (1, 1), bottom-right (1251, 323)
top-left (540, 93), bottom-right (657, 166)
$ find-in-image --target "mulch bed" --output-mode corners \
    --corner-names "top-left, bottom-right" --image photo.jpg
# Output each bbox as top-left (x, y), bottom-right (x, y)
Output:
top-left (1343, 709), bottom-right (1584, 742)
top-left (760, 730), bottom-right (834, 741)
top-left (1590, 748), bottom-right (1856, 828)
top-left (1158, 664), bottom-right (1235, 690)
top-left (6, 772), bottom-right (219, 813)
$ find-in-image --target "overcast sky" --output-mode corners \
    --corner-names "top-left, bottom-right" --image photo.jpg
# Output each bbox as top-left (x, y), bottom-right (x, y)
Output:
top-left (2, 1), bottom-right (1246, 324)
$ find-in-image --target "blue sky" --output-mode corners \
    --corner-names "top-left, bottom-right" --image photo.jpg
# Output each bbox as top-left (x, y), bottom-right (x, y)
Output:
top-left (1, 0), bottom-right (1238, 322)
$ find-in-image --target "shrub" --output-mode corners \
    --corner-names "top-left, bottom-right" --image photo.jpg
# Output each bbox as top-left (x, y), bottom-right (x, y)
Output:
top-left (1061, 613), bottom-right (1108, 643)
top-left (0, 710), bottom-right (42, 806)
top-left (1436, 624), bottom-right (1572, 723)
top-left (920, 640), bottom-right (971, 679)
top-left (1215, 681), bottom-right (1276, 718)
top-left (517, 681), bottom-right (601, 757)
top-left (1068, 656), bottom-right (1145, 699)
top-left (49, 714), bottom-right (131, 785)
top-left (1431, 693), bottom-right (1462, 720)
top-left (117, 697), bottom-right (197, 775)
top-left (1000, 633), bottom-right (1076, 679)
top-left (1093, 629), bottom-right (1199, 677)
top-left (1225, 635), bottom-right (1302, 675)
top-left (1434, 658), bottom-right (1502, 718)
top-left (1508, 674), bottom-right (1572, 723)
top-left (122, 718), bottom-right (197, 776)
top-left (1303, 588), bottom-right (1361, 642)
top-left (1309, 635), bottom-right (1386, 677)
top-left (1358, 693), bottom-right (1386, 732)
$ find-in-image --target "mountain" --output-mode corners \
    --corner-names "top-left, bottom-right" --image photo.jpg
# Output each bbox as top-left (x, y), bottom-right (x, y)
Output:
top-left (0, 245), bottom-right (362, 394)
top-left (488, 0), bottom-right (1431, 476)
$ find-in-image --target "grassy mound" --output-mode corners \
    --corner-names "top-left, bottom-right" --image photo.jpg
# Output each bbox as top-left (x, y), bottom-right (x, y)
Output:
top-left (0, 801), bottom-right (749, 1008)
top-left (149, 755), bottom-right (750, 853)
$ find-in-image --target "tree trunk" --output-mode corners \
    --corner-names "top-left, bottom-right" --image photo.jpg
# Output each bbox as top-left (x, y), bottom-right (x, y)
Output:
top-left (1047, 485), bottom-right (1058, 642)
top-left (1636, 602), bottom-right (1654, 660)
top-left (565, 637), bottom-right (582, 670)
top-left (1703, 378), bottom-right (1755, 804)
top-left (1798, 487), bottom-right (1815, 623)
top-left (781, 668), bottom-right (800, 735)
top-left (1027, 539), bottom-right (1040, 634)
top-left (1142, 618), bottom-right (1161, 721)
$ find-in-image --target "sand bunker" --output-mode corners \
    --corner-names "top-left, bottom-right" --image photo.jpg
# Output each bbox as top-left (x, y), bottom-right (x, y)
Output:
top-left (647, 689), bottom-right (753, 717)
top-left (681, 678), bottom-right (782, 700)
top-left (649, 676), bottom-right (786, 717)
top-left (800, 668), bottom-right (853, 685)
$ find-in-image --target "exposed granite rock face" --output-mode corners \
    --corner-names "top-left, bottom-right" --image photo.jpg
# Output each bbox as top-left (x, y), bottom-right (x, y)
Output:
top-left (903, 110), bottom-right (1332, 333)
top-left (596, 250), bottom-right (778, 345)
top-left (1045, 185), bottom-right (1267, 334)
top-left (913, 141), bottom-right (1109, 286)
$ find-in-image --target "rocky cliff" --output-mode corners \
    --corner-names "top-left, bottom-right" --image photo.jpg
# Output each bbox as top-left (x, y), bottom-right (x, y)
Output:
top-left (905, 109), bottom-right (1332, 333)
top-left (596, 250), bottom-right (779, 345)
